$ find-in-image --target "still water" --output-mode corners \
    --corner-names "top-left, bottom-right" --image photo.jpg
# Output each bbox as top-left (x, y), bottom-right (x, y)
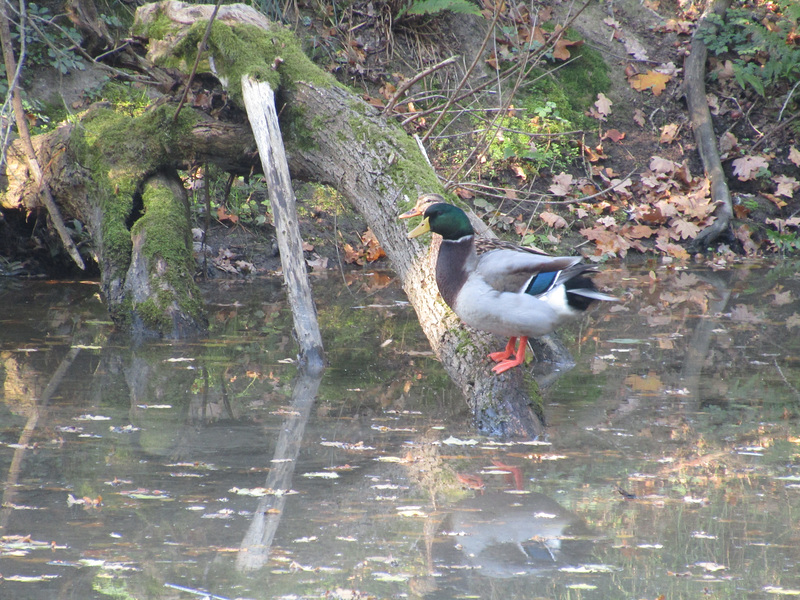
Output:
top-left (1, 262), bottom-right (799, 600)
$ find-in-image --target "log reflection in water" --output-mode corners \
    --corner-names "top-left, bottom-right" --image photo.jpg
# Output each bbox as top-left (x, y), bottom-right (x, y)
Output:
top-left (236, 364), bottom-right (324, 571)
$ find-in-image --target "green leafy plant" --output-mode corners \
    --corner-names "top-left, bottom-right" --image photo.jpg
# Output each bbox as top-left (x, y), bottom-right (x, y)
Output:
top-left (701, 2), bottom-right (800, 97)
top-left (397, 0), bottom-right (481, 19)
top-left (15, 3), bottom-right (86, 74)
top-left (765, 229), bottom-right (800, 255)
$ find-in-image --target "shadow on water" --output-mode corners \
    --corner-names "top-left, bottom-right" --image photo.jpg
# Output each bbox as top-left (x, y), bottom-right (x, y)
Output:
top-left (1, 263), bottom-right (800, 599)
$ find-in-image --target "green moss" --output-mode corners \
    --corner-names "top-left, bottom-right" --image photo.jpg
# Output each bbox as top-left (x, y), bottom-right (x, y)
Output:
top-left (71, 103), bottom-right (204, 332)
top-left (74, 104), bottom-right (199, 277)
top-left (168, 20), bottom-right (339, 103)
top-left (544, 33), bottom-right (611, 118)
top-left (525, 372), bottom-right (544, 420)
top-left (136, 11), bottom-right (173, 39)
top-left (344, 110), bottom-right (442, 205)
top-left (282, 104), bottom-right (318, 151)
top-left (133, 180), bottom-right (205, 330)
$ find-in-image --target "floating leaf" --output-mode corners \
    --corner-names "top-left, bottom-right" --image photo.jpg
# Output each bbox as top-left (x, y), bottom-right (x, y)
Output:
top-left (560, 564), bottom-right (620, 573)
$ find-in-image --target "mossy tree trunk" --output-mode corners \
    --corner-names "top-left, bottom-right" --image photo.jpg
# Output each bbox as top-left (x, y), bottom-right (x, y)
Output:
top-left (133, 0), bottom-right (543, 437)
top-left (1, 0), bottom-right (545, 437)
top-left (1, 104), bottom-right (258, 338)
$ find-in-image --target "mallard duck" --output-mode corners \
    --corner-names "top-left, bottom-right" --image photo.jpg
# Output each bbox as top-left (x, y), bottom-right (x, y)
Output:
top-left (400, 198), bottom-right (617, 374)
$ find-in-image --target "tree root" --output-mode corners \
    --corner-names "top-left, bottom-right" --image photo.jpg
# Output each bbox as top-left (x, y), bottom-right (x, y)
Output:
top-left (683, 0), bottom-right (734, 253)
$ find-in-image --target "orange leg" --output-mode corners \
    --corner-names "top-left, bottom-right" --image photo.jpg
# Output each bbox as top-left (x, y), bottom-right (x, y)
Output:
top-left (491, 336), bottom-right (528, 374)
top-left (488, 337), bottom-right (517, 362)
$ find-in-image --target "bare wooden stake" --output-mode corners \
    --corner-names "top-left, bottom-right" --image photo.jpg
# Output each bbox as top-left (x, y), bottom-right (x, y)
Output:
top-left (241, 76), bottom-right (324, 371)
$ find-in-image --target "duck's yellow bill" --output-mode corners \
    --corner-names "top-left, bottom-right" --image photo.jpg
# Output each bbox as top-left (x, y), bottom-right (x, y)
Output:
top-left (408, 218), bottom-right (431, 239)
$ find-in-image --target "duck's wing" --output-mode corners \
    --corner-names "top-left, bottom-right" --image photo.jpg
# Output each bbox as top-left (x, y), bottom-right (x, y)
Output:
top-left (474, 237), bottom-right (550, 257)
top-left (475, 250), bottom-right (582, 294)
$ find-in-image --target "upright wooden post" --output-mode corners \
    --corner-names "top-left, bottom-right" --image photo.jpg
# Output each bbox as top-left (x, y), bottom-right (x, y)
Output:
top-left (241, 76), bottom-right (324, 371)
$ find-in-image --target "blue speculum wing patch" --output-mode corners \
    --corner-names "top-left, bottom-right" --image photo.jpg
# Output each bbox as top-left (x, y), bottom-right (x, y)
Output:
top-left (525, 271), bottom-right (557, 296)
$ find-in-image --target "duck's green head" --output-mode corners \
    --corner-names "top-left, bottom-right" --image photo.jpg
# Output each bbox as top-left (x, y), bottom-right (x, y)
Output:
top-left (407, 203), bottom-right (474, 241)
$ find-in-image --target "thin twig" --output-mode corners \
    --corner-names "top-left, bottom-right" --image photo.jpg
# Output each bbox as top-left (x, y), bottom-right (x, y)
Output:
top-left (420, 3), bottom-right (502, 144)
top-left (0, 0), bottom-right (85, 269)
top-left (383, 55), bottom-right (459, 115)
top-left (455, 166), bottom-right (638, 204)
top-left (749, 111), bottom-right (800, 153)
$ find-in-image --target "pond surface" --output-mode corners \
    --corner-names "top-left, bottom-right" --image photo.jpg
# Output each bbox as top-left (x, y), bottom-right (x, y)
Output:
top-left (1, 262), bottom-right (800, 600)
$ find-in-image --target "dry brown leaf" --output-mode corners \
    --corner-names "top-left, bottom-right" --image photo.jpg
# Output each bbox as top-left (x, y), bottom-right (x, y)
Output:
top-left (766, 217), bottom-right (800, 232)
top-left (719, 131), bottom-right (738, 158)
top-left (379, 82), bottom-right (396, 100)
top-left (594, 93), bottom-right (613, 119)
top-left (654, 239), bottom-right (689, 260)
top-left (623, 36), bottom-right (649, 61)
top-left (730, 305), bottom-right (761, 323)
top-left (552, 37), bottom-right (583, 61)
top-left (580, 226), bottom-right (631, 257)
top-left (773, 174), bottom-right (799, 198)
top-left (361, 229), bottom-right (386, 263)
top-left (540, 211), bottom-right (568, 228)
top-left (580, 141), bottom-right (606, 162)
top-left (633, 108), bottom-right (646, 127)
top-left (363, 95), bottom-right (384, 109)
top-left (549, 172), bottom-right (574, 196)
top-left (671, 218), bottom-right (701, 240)
top-left (706, 93), bottom-right (720, 115)
top-left (732, 155), bottom-right (769, 181)
top-left (603, 129), bottom-right (625, 143)
top-left (770, 289), bottom-right (793, 306)
top-left (789, 146), bottom-right (800, 167)
top-left (787, 313), bottom-right (800, 329)
top-left (761, 193), bottom-right (788, 209)
top-left (659, 123), bottom-right (680, 144)
top-left (510, 163), bottom-right (527, 180)
top-left (622, 224), bottom-right (655, 239)
top-left (217, 206), bottom-right (239, 224)
top-left (734, 224), bottom-right (759, 255)
top-left (629, 70), bottom-right (671, 95)
top-left (306, 254), bottom-right (329, 270)
top-left (663, 19), bottom-right (693, 34)
top-left (650, 156), bottom-right (677, 174)
top-left (343, 242), bottom-right (361, 264)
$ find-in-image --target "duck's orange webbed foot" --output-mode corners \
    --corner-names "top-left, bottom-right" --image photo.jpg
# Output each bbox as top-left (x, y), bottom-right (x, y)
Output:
top-left (488, 337), bottom-right (517, 363)
top-left (490, 337), bottom-right (529, 374)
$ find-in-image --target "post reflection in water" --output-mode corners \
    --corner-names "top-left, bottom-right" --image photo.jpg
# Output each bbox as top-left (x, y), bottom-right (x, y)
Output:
top-left (0, 264), bottom-right (799, 600)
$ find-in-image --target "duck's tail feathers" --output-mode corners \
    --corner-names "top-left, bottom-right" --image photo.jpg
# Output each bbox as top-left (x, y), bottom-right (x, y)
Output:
top-left (563, 276), bottom-right (618, 311)
top-left (567, 288), bottom-right (619, 302)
